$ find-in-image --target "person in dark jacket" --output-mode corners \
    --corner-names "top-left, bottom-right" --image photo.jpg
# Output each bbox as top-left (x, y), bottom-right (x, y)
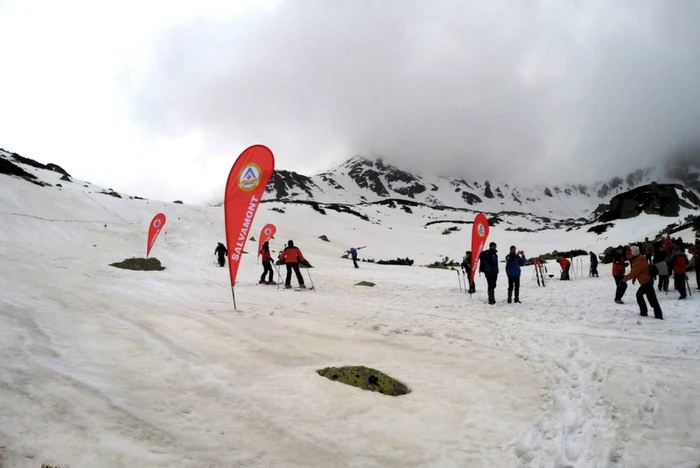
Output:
top-left (461, 251), bottom-right (474, 293)
top-left (280, 240), bottom-right (306, 289)
top-left (214, 242), bottom-right (227, 267)
top-left (259, 241), bottom-right (275, 284)
top-left (347, 247), bottom-right (359, 268)
top-left (589, 252), bottom-right (599, 277)
top-left (690, 239), bottom-right (699, 291)
top-left (505, 246), bottom-right (525, 303)
top-left (482, 242), bottom-right (499, 305)
top-left (643, 237), bottom-right (654, 263)
top-left (652, 242), bottom-right (669, 292)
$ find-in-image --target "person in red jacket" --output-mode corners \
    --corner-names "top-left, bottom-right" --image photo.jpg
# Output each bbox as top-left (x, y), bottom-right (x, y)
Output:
top-left (612, 246), bottom-right (628, 303)
top-left (690, 239), bottom-right (700, 291)
top-left (280, 240), bottom-right (306, 289)
top-left (258, 241), bottom-right (275, 284)
top-left (666, 243), bottom-right (688, 299)
top-left (557, 257), bottom-right (571, 280)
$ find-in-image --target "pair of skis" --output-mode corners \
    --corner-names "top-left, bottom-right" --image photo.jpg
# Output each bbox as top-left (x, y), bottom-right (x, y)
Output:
top-left (533, 260), bottom-right (547, 287)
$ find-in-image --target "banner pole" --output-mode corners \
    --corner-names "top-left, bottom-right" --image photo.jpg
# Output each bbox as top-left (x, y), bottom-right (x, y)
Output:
top-left (231, 286), bottom-right (237, 310)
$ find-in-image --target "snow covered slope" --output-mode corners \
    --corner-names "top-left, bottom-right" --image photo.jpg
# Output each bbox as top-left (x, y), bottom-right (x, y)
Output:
top-left (264, 155), bottom-right (700, 220)
top-left (1, 150), bottom-right (699, 467)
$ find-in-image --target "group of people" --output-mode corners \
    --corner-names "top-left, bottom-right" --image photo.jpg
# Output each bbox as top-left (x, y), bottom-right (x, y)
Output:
top-left (461, 243), bottom-right (527, 305)
top-left (457, 234), bottom-right (699, 316)
top-left (214, 239), bottom-right (308, 289)
top-left (609, 235), bottom-right (699, 319)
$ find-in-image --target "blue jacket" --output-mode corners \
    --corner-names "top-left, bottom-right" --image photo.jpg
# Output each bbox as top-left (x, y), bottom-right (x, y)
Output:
top-left (505, 252), bottom-right (525, 277)
top-left (482, 249), bottom-right (499, 274)
top-left (348, 248), bottom-right (358, 259)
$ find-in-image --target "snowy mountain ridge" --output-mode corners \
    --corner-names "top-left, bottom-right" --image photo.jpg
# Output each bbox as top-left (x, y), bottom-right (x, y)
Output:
top-left (264, 155), bottom-right (700, 219)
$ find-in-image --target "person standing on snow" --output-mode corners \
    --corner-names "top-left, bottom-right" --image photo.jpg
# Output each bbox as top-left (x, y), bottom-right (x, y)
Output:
top-left (505, 246), bottom-right (525, 303)
top-left (689, 239), bottom-right (700, 291)
top-left (589, 252), bottom-right (599, 277)
top-left (281, 240), bottom-right (306, 289)
top-left (214, 242), bottom-right (228, 267)
top-left (611, 246), bottom-right (628, 303)
top-left (481, 242), bottom-right (499, 305)
top-left (652, 242), bottom-right (669, 292)
top-left (644, 237), bottom-right (654, 263)
top-left (666, 243), bottom-right (689, 299)
top-left (461, 251), bottom-right (475, 293)
top-left (623, 245), bottom-right (663, 319)
top-left (259, 241), bottom-right (275, 284)
top-left (557, 256), bottom-right (571, 280)
top-left (346, 247), bottom-right (359, 268)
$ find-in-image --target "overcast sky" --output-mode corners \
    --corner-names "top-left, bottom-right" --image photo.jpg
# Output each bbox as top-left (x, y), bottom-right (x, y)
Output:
top-left (2, 0), bottom-right (699, 203)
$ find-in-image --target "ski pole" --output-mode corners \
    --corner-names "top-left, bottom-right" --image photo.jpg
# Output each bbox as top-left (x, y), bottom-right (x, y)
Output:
top-left (306, 266), bottom-right (316, 291)
top-left (456, 270), bottom-right (462, 293)
top-left (687, 275), bottom-right (692, 296)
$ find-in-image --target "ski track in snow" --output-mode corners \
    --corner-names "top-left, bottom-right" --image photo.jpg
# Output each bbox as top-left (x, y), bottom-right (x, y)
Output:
top-left (1, 171), bottom-right (699, 467)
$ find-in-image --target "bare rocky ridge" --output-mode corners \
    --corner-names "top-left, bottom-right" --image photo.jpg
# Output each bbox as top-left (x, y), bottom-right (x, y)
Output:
top-left (261, 154), bottom-right (700, 221)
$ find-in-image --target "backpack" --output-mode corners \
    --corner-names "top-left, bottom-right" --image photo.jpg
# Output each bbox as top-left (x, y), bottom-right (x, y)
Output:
top-left (479, 250), bottom-right (487, 273)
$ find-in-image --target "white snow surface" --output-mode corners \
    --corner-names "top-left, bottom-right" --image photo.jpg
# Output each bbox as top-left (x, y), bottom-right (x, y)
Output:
top-left (1, 162), bottom-right (700, 467)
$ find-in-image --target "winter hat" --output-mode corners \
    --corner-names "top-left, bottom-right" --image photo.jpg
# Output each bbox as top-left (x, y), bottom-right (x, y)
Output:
top-left (288, 240), bottom-right (294, 247)
top-left (510, 245), bottom-right (516, 250)
top-left (630, 245), bottom-right (640, 256)
top-left (489, 242), bottom-right (496, 248)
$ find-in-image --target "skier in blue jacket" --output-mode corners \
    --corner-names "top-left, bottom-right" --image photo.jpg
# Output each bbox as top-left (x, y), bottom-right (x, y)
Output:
top-left (481, 242), bottom-right (499, 304)
top-left (505, 245), bottom-right (526, 303)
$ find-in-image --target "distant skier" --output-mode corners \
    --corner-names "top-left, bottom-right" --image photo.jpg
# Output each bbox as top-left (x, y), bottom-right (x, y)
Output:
top-left (589, 252), bottom-right (599, 277)
top-left (281, 240), bottom-right (306, 289)
top-left (505, 246), bottom-right (525, 303)
top-left (461, 251), bottom-right (474, 293)
top-left (481, 242), bottom-right (499, 305)
top-left (623, 245), bottom-right (663, 319)
top-left (557, 257), bottom-right (571, 280)
top-left (214, 242), bottom-right (227, 267)
top-left (346, 247), bottom-right (360, 268)
top-left (259, 241), bottom-right (275, 284)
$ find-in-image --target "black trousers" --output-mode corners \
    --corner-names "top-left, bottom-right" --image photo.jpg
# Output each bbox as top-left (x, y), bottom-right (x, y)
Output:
top-left (658, 275), bottom-right (669, 291)
top-left (485, 272), bottom-right (498, 303)
top-left (696, 268), bottom-right (700, 289)
top-left (217, 254), bottom-right (226, 267)
top-left (260, 260), bottom-right (274, 282)
top-left (352, 257), bottom-right (358, 268)
top-left (285, 263), bottom-right (305, 286)
top-left (637, 281), bottom-right (662, 318)
top-left (590, 264), bottom-right (599, 277)
top-left (507, 276), bottom-right (520, 301)
top-left (614, 275), bottom-right (625, 300)
top-left (674, 274), bottom-right (687, 298)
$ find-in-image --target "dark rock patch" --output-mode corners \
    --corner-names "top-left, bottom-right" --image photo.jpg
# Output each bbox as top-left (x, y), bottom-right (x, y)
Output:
top-left (317, 366), bottom-right (410, 396)
top-left (318, 235), bottom-right (330, 242)
top-left (110, 257), bottom-right (165, 271)
top-left (355, 281), bottom-right (375, 287)
top-left (596, 183), bottom-right (700, 223)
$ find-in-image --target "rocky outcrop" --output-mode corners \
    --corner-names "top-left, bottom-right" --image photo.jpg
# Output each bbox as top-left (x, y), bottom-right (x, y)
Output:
top-left (595, 183), bottom-right (700, 223)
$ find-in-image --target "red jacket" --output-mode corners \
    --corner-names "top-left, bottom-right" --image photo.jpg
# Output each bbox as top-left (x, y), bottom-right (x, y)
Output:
top-left (281, 246), bottom-right (305, 264)
top-left (259, 247), bottom-right (272, 262)
top-left (559, 258), bottom-right (571, 269)
top-left (669, 250), bottom-right (688, 274)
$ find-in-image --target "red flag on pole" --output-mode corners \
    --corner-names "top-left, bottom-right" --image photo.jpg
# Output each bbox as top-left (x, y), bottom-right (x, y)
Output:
top-left (224, 145), bottom-right (275, 309)
top-left (469, 213), bottom-right (490, 288)
top-left (147, 213), bottom-right (166, 257)
top-left (258, 223), bottom-right (277, 257)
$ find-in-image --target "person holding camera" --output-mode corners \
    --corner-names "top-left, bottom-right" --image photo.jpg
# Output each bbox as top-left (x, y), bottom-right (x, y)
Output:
top-left (505, 245), bottom-right (526, 304)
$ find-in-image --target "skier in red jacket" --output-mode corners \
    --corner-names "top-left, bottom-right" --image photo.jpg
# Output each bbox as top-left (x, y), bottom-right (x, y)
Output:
top-left (259, 241), bottom-right (275, 284)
